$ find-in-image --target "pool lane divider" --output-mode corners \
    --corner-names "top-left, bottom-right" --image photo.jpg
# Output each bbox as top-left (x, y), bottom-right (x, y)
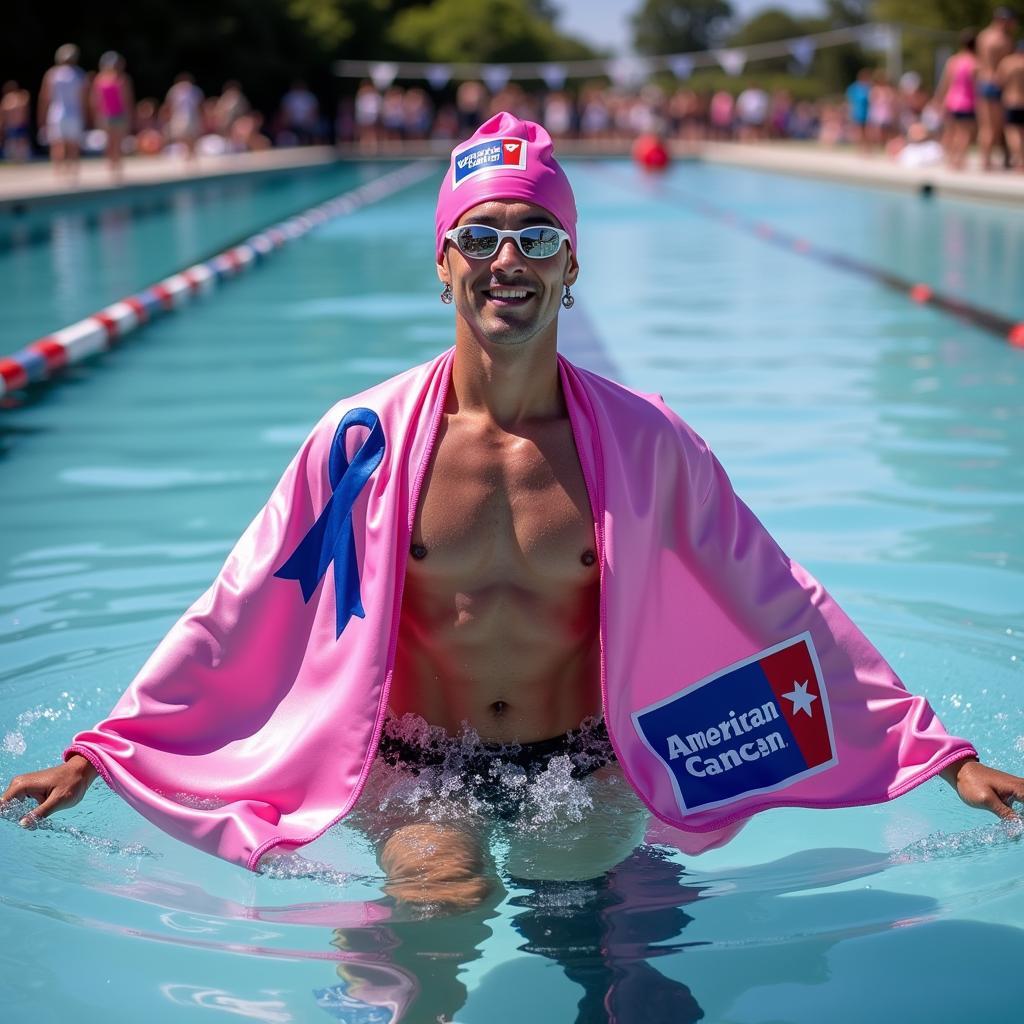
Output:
top-left (0, 160), bottom-right (440, 400)
top-left (596, 165), bottom-right (1024, 349)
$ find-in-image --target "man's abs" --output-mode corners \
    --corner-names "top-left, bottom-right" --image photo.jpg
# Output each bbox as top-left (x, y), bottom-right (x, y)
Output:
top-left (388, 407), bottom-right (602, 743)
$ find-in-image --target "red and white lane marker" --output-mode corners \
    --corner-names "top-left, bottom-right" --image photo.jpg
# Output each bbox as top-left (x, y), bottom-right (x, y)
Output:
top-left (0, 161), bottom-right (438, 399)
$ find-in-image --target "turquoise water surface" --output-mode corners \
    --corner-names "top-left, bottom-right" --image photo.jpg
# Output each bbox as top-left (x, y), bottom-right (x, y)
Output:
top-left (1, 159), bottom-right (1022, 1023)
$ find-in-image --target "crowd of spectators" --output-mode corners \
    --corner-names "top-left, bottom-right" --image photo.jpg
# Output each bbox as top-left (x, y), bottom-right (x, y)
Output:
top-left (847, 9), bottom-right (1023, 172)
top-left (335, 78), bottom-right (824, 151)
top-left (0, 44), bottom-right (327, 179)
top-left (3, 15), bottom-right (1023, 180)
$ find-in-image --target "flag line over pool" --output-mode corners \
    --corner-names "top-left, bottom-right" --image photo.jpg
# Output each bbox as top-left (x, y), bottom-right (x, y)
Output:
top-left (0, 161), bottom-right (439, 401)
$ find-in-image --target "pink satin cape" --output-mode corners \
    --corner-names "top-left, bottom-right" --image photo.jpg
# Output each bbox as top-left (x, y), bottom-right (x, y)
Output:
top-left (65, 348), bottom-right (976, 871)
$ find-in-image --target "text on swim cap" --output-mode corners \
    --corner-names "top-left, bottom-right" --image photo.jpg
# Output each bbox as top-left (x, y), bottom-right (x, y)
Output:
top-left (452, 138), bottom-right (529, 189)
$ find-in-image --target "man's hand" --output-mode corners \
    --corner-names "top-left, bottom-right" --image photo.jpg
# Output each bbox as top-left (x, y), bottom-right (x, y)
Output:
top-left (941, 757), bottom-right (1024, 820)
top-left (0, 754), bottom-right (97, 828)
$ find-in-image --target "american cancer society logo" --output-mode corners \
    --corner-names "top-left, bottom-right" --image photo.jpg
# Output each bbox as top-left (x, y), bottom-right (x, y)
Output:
top-left (632, 632), bottom-right (837, 814)
top-left (452, 138), bottom-right (528, 188)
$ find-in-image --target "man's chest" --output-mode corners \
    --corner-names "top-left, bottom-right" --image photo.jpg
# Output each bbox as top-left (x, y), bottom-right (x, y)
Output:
top-left (411, 414), bottom-right (596, 582)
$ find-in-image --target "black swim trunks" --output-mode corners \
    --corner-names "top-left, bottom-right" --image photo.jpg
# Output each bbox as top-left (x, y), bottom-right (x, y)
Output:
top-left (1007, 107), bottom-right (1024, 127)
top-left (377, 715), bottom-right (617, 818)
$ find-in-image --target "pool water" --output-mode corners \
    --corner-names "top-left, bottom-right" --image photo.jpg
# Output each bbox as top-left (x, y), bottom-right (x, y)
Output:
top-left (1, 159), bottom-right (1022, 1023)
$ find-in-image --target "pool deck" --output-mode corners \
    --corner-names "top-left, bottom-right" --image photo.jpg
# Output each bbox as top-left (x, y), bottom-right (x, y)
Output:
top-left (696, 141), bottom-right (1024, 206)
top-left (2, 140), bottom-right (1022, 211)
top-left (0, 147), bottom-right (341, 211)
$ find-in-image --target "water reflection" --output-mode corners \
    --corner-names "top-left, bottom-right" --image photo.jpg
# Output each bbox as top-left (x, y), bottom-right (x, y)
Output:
top-left (323, 846), bottom-right (702, 1024)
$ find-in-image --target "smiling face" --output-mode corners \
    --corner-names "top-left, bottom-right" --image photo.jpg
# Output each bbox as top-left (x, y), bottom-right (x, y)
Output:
top-left (438, 199), bottom-right (579, 350)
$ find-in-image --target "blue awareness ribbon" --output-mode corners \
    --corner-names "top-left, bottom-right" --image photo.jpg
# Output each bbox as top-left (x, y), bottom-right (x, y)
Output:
top-left (274, 407), bottom-right (386, 638)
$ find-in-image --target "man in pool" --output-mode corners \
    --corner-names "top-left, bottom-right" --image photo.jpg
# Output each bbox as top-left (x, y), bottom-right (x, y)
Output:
top-left (4, 114), bottom-right (1024, 911)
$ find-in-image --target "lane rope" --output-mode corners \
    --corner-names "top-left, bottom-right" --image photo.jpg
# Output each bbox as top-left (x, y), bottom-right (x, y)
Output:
top-left (594, 164), bottom-right (1024, 349)
top-left (0, 161), bottom-right (440, 400)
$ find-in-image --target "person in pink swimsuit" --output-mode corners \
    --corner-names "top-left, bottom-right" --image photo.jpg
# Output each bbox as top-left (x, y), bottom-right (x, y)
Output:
top-left (937, 30), bottom-right (979, 170)
top-left (92, 51), bottom-right (133, 180)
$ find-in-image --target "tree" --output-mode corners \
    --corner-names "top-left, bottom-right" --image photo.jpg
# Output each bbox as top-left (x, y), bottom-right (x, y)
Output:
top-left (387, 0), bottom-right (594, 64)
top-left (871, 0), bottom-right (996, 32)
top-left (631, 0), bottom-right (734, 56)
top-left (727, 8), bottom-right (807, 73)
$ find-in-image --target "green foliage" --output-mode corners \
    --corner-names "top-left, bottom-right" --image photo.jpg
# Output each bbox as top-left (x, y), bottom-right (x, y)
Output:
top-left (631, 0), bottom-right (735, 56)
top-left (870, 0), bottom-right (998, 32)
top-left (387, 0), bottom-right (594, 63)
top-left (727, 8), bottom-right (808, 74)
top-left (869, 0), bottom-right (997, 88)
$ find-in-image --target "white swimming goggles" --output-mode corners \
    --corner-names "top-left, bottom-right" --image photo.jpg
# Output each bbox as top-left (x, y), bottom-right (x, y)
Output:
top-left (444, 224), bottom-right (570, 260)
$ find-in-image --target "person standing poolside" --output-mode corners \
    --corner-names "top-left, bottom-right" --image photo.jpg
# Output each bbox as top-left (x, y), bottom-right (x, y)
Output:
top-left (976, 7), bottom-right (1019, 170)
top-left (0, 81), bottom-right (32, 162)
top-left (936, 31), bottom-right (979, 171)
top-left (997, 40), bottom-right (1024, 169)
top-left (164, 73), bottom-right (203, 161)
top-left (4, 115), bottom-right (1024, 916)
top-left (92, 52), bottom-right (133, 181)
top-left (280, 80), bottom-right (320, 145)
top-left (867, 71), bottom-right (899, 148)
top-left (845, 68), bottom-right (873, 152)
top-left (38, 43), bottom-right (88, 180)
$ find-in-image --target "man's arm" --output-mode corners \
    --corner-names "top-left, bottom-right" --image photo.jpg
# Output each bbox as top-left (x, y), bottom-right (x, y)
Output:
top-left (941, 756), bottom-right (1024, 820)
top-left (1, 753), bottom-right (97, 827)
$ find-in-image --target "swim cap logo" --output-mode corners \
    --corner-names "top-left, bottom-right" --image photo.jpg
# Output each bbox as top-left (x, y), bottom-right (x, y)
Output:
top-left (632, 633), bottom-right (837, 814)
top-left (452, 137), bottom-right (529, 188)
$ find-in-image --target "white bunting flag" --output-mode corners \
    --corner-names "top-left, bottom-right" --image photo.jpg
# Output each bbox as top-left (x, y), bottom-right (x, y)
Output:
top-left (668, 55), bottom-right (695, 80)
top-left (788, 38), bottom-right (817, 69)
top-left (541, 64), bottom-right (567, 89)
top-left (482, 65), bottom-right (511, 91)
top-left (713, 48), bottom-right (747, 76)
top-left (425, 65), bottom-right (451, 89)
top-left (369, 62), bottom-right (398, 90)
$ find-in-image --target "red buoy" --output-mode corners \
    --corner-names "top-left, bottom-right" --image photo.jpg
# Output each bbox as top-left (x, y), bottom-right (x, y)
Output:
top-left (632, 134), bottom-right (670, 172)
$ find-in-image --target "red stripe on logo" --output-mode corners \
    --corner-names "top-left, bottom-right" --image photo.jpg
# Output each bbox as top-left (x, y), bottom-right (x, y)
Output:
top-left (759, 640), bottom-right (834, 770)
top-left (0, 358), bottom-right (29, 391)
top-left (29, 338), bottom-right (69, 372)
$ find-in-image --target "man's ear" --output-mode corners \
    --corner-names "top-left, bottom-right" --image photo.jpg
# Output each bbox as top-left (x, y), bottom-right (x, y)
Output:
top-left (565, 248), bottom-right (580, 287)
top-left (437, 253), bottom-right (450, 287)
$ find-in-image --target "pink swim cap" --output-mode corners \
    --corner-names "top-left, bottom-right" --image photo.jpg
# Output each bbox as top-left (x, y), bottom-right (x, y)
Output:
top-left (435, 111), bottom-right (578, 263)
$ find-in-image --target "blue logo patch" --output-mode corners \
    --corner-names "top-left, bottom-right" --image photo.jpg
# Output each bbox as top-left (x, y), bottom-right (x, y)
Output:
top-left (451, 137), bottom-right (528, 188)
top-left (632, 632), bottom-right (837, 814)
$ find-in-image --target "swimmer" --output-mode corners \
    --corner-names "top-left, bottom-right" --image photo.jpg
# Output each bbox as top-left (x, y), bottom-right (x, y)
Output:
top-left (976, 7), bottom-right (1018, 170)
top-left (5, 114), bottom-right (1024, 920)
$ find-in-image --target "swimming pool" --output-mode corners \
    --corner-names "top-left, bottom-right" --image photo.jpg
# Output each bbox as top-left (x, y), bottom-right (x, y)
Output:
top-left (1, 159), bottom-right (1022, 1023)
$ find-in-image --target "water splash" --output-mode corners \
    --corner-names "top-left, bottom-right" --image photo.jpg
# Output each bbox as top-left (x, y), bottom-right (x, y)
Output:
top-left (256, 849), bottom-right (358, 887)
top-left (357, 711), bottom-right (615, 835)
top-left (890, 815), bottom-right (1024, 863)
top-left (0, 796), bottom-right (156, 858)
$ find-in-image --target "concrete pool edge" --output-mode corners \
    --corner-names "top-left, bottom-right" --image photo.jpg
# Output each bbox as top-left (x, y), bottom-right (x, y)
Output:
top-left (5, 141), bottom-right (1024, 213)
top-left (0, 147), bottom-right (343, 214)
top-left (696, 141), bottom-right (1024, 207)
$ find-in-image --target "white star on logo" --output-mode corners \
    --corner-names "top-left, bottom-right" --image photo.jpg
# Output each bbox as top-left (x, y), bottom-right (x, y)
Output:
top-left (782, 680), bottom-right (817, 717)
